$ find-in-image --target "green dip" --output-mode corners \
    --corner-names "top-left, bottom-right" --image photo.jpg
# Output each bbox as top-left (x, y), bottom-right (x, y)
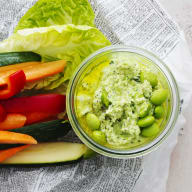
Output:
top-left (75, 53), bottom-right (169, 149)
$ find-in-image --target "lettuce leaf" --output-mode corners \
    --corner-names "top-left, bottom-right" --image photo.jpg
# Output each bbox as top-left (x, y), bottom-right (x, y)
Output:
top-left (2, 0), bottom-right (110, 93)
top-left (0, 25), bottom-right (111, 90)
top-left (14, 0), bottom-right (95, 32)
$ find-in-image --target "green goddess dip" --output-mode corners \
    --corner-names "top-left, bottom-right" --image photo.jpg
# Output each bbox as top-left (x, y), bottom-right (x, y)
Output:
top-left (75, 53), bottom-right (169, 149)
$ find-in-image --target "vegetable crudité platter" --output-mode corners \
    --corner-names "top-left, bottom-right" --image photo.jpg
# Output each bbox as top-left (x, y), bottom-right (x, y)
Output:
top-left (0, 0), bottom-right (110, 165)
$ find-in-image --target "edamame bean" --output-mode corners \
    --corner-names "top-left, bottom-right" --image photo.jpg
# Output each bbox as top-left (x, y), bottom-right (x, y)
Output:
top-left (86, 113), bottom-right (100, 130)
top-left (154, 106), bottom-right (164, 119)
top-left (150, 89), bottom-right (168, 105)
top-left (145, 72), bottom-right (158, 87)
top-left (101, 89), bottom-right (109, 107)
top-left (141, 123), bottom-right (160, 137)
top-left (92, 130), bottom-right (106, 144)
top-left (139, 103), bottom-right (151, 118)
top-left (140, 71), bottom-right (158, 87)
top-left (138, 116), bottom-right (155, 128)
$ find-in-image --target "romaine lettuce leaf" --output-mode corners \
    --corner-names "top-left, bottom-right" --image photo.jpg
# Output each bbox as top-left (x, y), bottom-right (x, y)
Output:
top-left (15, 0), bottom-right (95, 32)
top-left (0, 25), bottom-right (111, 90)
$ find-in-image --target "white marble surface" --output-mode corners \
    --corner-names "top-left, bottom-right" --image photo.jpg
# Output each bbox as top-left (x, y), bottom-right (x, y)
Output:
top-left (158, 0), bottom-right (192, 191)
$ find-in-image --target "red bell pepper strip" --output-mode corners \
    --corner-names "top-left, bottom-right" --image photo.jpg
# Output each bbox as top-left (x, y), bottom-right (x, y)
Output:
top-left (0, 104), bottom-right (6, 122)
top-left (0, 70), bottom-right (26, 99)
top-left (1, 94), bottom-right (66, 114)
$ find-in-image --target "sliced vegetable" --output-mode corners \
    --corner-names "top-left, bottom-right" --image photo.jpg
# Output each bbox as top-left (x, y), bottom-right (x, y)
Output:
top-left (0, 25), bottom-right (111, 90)
top-left (0, 60), bottom-right (66, 82)
top-left (0, 144), bottom-right (23, 150)
top-left (10, 120), bottom-right (71, 142)
top-left (0, 104), bottom-right (6, 122)
top-left (0, 52), bottom-right (41, 67)
top-left (25, 112), bottom-right (57, 125)
top-left (0, 61), bottom-right (40, 73)
top-left (0, 131), bottom-right (37, 144)
top-left (0, 114), bottom-right (26, 130)
top-left (0, 70), bottom-right (26, 99)
top-left (24, 60), bottom-right (66, 82)
top-left (0, 145), bottom-right (30, 163)
top-left (1, 94), bottom-right (66, 113)
top-left (1, 142), bottom-right (88, 164)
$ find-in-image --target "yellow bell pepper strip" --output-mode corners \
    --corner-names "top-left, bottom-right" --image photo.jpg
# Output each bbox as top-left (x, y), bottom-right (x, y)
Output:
top-left (0, 70), bottom-right (26, 99)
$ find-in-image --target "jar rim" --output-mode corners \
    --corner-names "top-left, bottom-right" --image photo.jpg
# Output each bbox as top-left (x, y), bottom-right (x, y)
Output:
top-left (66, 45), bottom-right (180, 158)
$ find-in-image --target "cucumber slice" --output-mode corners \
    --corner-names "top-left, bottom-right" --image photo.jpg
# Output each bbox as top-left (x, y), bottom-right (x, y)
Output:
top-left (10, 120), bottom-right (71, 142)
top-left (0, 120), bottom-right (72, 150)
top-left (0, 52), bottom-right (41, 66)
top-left (1, 142), bottom-right (88, 164)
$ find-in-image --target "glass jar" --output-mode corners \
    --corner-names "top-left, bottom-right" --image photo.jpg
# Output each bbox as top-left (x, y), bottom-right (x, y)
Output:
top-left (66, 45), bottom-right (180, 158)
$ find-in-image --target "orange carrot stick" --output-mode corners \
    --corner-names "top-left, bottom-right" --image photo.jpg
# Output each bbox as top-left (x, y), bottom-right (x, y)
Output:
top-left (0, 145), bottom-right (30, 162)
top-left (24, 60), bottom-right (66, 82)
top-left (0, 62), bottom-right (40, 73)
top-left (0, 113), bottom-right (26, 130)
top-left (25, 112), bottom-right (57, 125)
top-left (0, 60), bottom-right (66, 82)
top-left (0, 131), bottom-right (37, 144)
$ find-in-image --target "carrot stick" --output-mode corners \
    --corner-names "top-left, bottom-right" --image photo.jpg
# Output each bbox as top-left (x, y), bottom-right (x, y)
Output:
top-left (0, 60), bottom-right (66, 82)
top-left (0, 131), bottom-right (37, 144)
top-left (25, 112), bottom-right (57, 125)
top-left (0, 62), bottom-right (40, 73)
top-left (0, 145), bottom-right (30, 162)
top-left (0, 113), bottom-right (26, 130)
top-left (24, 60), bottom-right (66, 82)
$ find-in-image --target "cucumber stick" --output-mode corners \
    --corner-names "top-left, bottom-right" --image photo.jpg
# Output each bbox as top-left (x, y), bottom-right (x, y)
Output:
top-left (0, 52), bottom-right (41, 66)
top-left (0, 120), bottom-right (72, 150)
top-left (10, 120), bottom-right (71, 142)
top-left (1, 142), bottom-right (89, 164)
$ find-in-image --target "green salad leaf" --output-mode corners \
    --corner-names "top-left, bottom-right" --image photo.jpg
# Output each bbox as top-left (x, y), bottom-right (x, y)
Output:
top-left (0, 0), bottom-right (111, 93)
top-left (14, 0), bottom-right (95, 32)
top-left (0, 25), bottom-right (111, 90)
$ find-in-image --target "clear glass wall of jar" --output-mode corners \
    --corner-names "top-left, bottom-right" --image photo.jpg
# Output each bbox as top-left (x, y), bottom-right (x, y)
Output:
top-left (66, 46), bottom-right (180, 158)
